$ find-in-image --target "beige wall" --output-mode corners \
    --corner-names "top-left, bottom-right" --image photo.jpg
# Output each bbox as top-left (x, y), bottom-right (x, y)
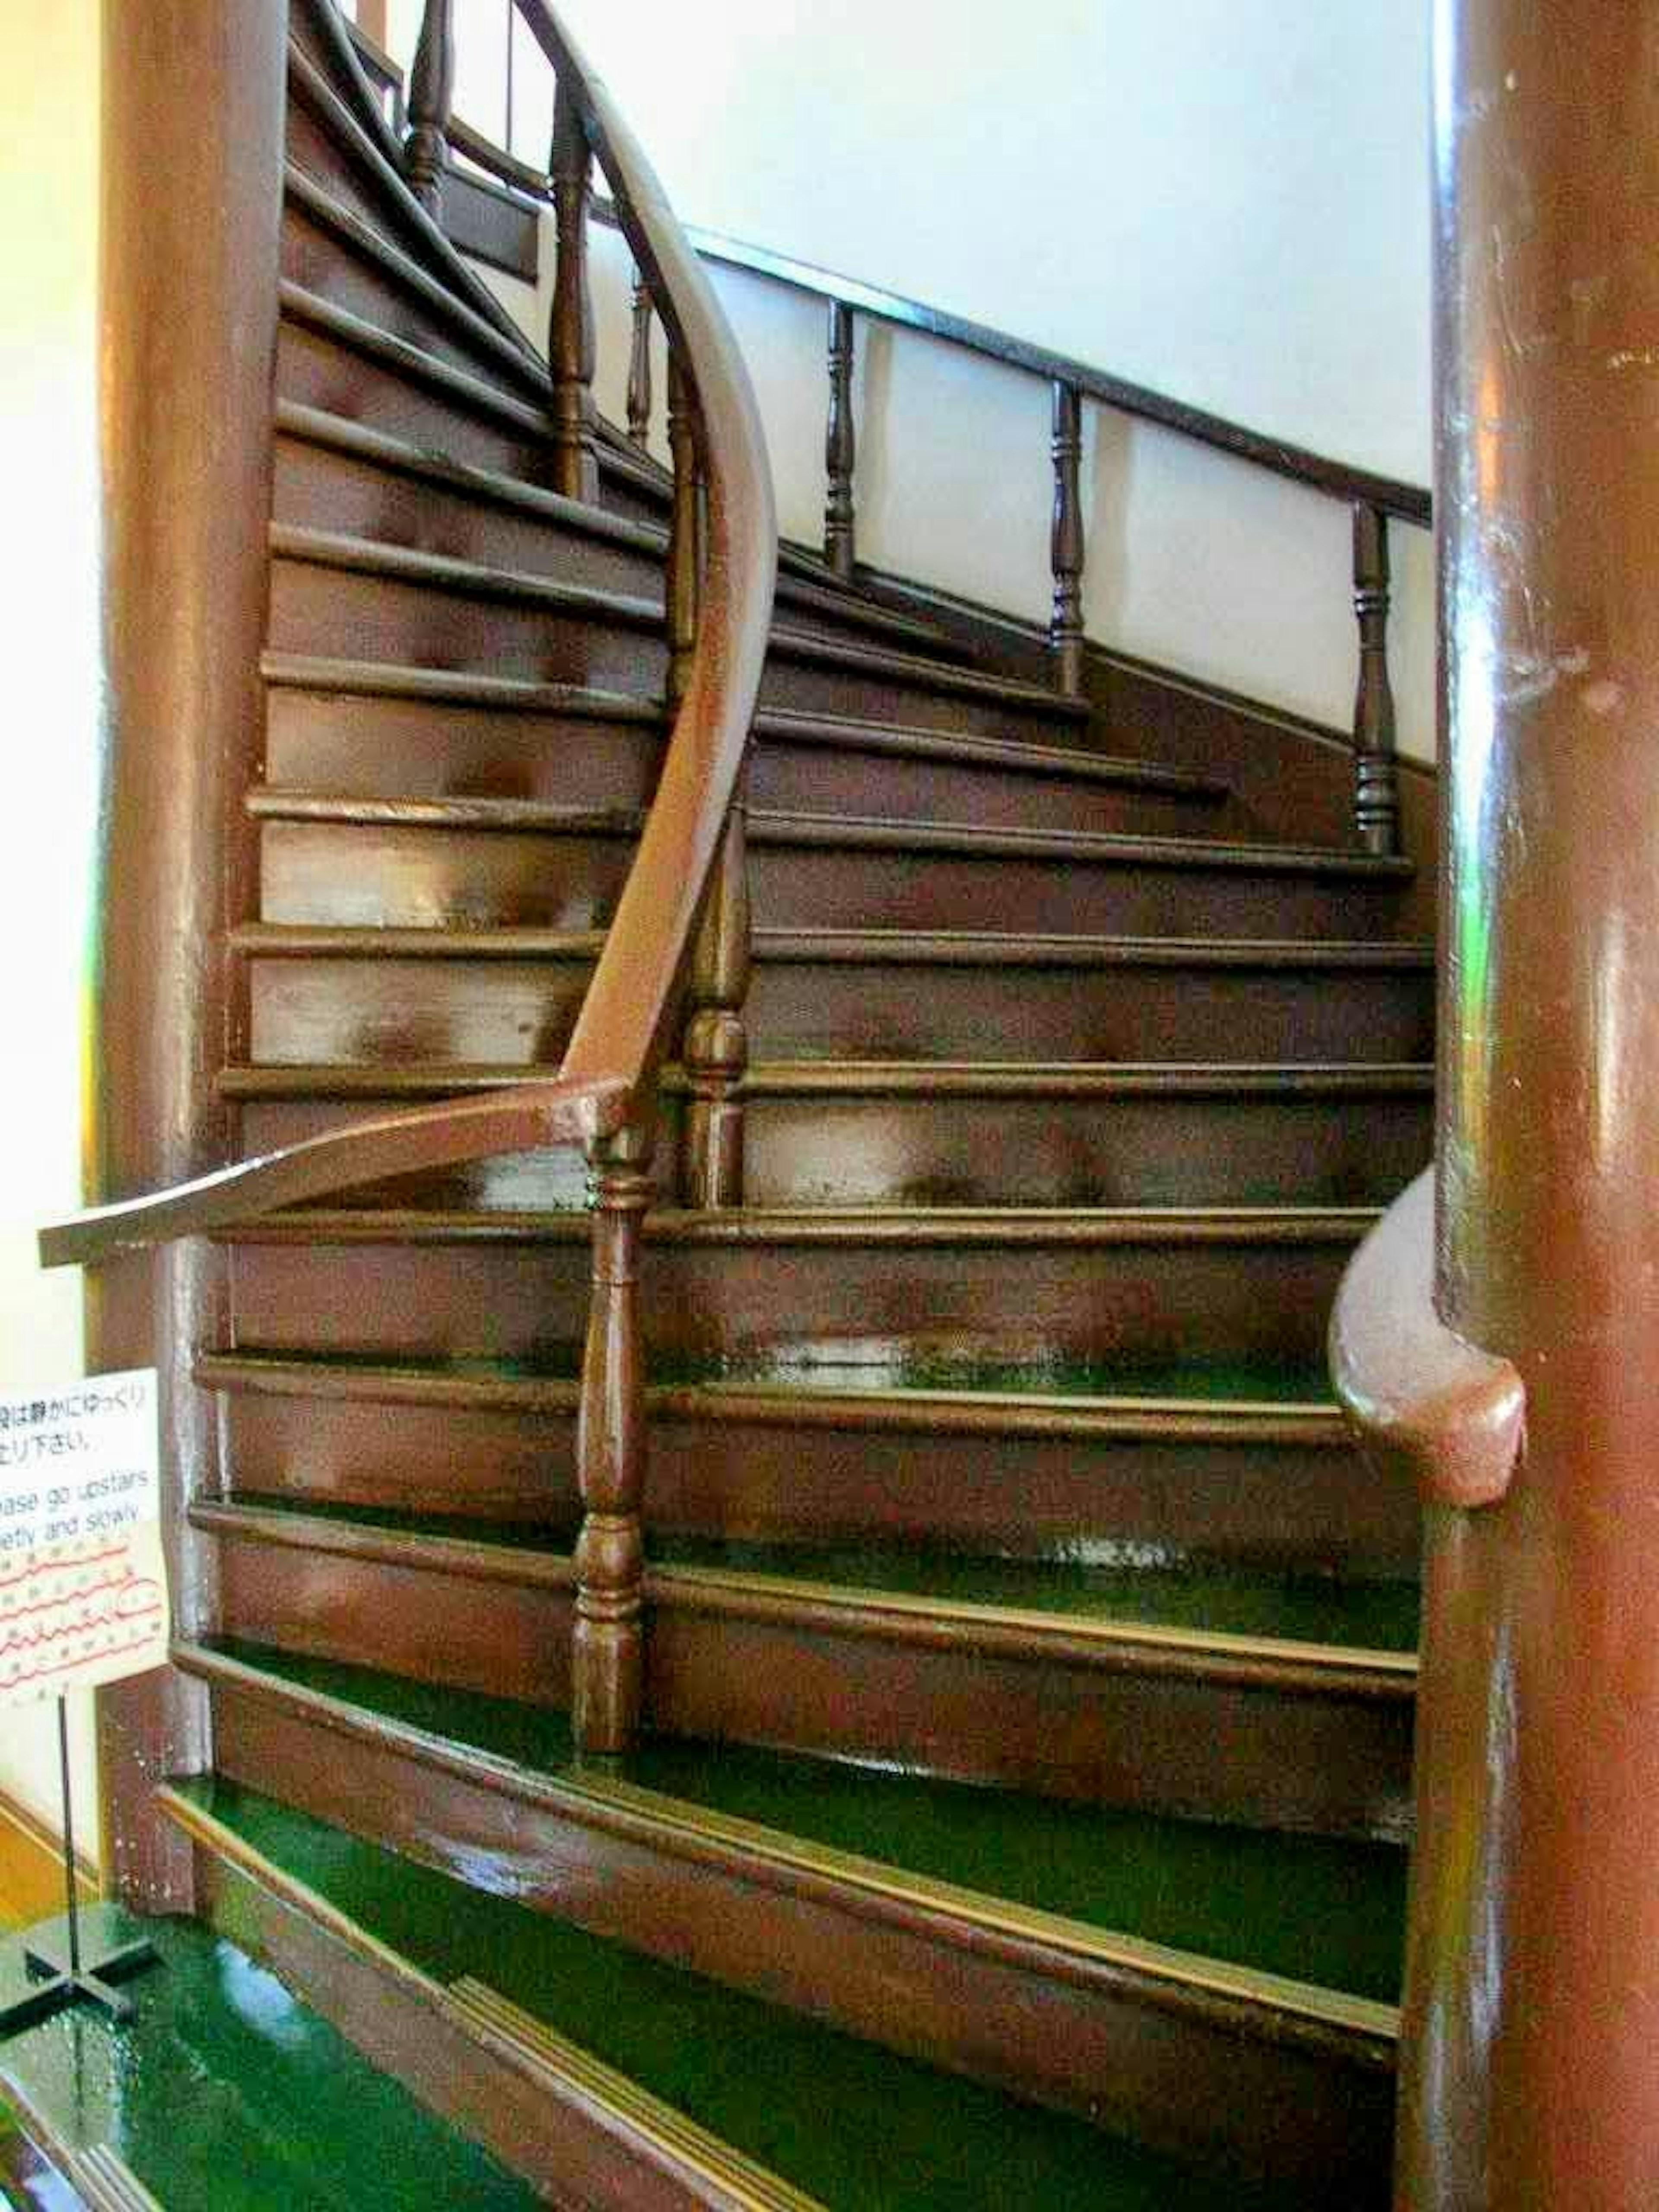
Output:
top-left (0, 0), bottom-right (104, 1834)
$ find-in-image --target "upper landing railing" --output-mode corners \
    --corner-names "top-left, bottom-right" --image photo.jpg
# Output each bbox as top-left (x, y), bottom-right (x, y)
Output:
top-left (410, 17), bottom-right (1431, 860)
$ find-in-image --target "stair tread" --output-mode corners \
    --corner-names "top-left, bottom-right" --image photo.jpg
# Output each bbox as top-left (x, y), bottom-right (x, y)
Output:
top-left (170, 1764), bottom-right (1309, 2211)
top-left (262, 649), bottom-right (667, 720)
top-left (193, 1639), bottom-right (1406, 2009)
top-left (279, 279), bottom-right (548, 435)
top-left (0, 1907), bottom-right (535, 2211)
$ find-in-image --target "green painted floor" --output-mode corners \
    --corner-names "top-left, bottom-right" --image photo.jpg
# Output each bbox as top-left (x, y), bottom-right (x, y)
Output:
top-left (211, 1639), bottom-right (1407, 2002)
top-left (180, 1776), bottom-right (1313, 2212)
top-left (0, 1910), bottom-right (535, 2211)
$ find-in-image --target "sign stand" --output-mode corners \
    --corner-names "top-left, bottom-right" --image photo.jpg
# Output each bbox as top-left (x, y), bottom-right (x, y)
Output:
top-left (0, 1699), bottom-right (157, 2038)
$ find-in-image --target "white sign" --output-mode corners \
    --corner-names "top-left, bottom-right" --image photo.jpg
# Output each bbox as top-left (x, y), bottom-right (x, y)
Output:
top-left (0, 1370), bottom-right (170, 1707)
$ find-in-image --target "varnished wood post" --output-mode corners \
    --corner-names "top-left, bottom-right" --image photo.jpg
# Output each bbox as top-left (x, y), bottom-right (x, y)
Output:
top-left (824, 301), bottom-right (857, 581)
top-left (1049, 380), bottom-right (1085, 695)
top-left (1399, 1), bottom-right (1659, 2202)
top-left (666, 352), bottom-right (701, 709)
top-left (573, 1121), bottom-right (652, 1754)
top-left (626, 270), bottom-right (653, 452)
top-left (683, 799), bottom-right (751, 1208)
top-left (404, 0), bottom-right (454, 216)
top-left (95, 0), bottom-right (287, 1910)
top-left (549, 79), bottom-right (599, 502)
top-left (1351, 503), bottom-right (1400, 856)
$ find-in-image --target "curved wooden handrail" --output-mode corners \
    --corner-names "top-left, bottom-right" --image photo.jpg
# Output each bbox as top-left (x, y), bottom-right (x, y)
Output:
top-left (1328, 1168), bottom-right (1526, 1509)
top-left (446, 81), bottom-right (1429, 529)
top-left (40, 0), bottom-right (775, 1273)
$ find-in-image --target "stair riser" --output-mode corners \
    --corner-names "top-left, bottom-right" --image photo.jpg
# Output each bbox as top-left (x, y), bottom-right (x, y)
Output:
top-left (751, 959), bottom-right (1437, 1064)
top-left (274, 432), bottom-right (662, 603)
top-left (269, 556), bottom-right (667, 693)
top-left (282, 207), bottom-right (530, 404)
top-left (213, 1531), bottom-right (575, 1704)
top-left (751, 740), bottom-right (1233, 838)
top-left (244, 951), bottom-right (1436, 1067)
top-left (752, 846), bottom-right (1409, 939)
top-left (253, 817), bottom-right (1408, 941)
top-left (204, 1529), bottom-right (1411, 1834)
top-left (237, 1087), bottom-right (1430, 1209)
top-left (278, 320), bottom-right (555, 487)
top-left (287, 95), bottom-right (414, 251)
top-left (216, 1386), bottom-right (1421, 1573)
top-left (265, 687), bottom-right (664, 810)
top-left (227, 1234), bottom-right (1357, 1368)
top-left (200, 1681), bottom-right (1397, 2202)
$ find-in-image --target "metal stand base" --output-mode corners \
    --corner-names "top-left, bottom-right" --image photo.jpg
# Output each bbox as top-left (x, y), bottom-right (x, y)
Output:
top-left (0, 1930), bottom-right (158, 2035)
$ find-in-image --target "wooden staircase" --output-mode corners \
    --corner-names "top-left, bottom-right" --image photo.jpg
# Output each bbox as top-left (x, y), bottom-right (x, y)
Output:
top-left (1, 6), bottom-right (1437, 2206)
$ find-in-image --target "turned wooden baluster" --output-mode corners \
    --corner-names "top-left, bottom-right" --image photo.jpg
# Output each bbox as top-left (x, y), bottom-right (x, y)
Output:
top-left (549, 80), bottom-right (599, 501)
top-left (1049, 380), bottom-right (1085, 695)
top-left (626, 270), bottom-right (653, 452)
top-left (404, 0), bottom-right (455, 216)
top-left (668, 355), bottom-right (751, 1208)
top-left (1351, 502), bottom-right (1401, 856)
top-left (574, 1120), bottom-right (653, 1754)
top-left (824, 302), bottom-right (857, 581)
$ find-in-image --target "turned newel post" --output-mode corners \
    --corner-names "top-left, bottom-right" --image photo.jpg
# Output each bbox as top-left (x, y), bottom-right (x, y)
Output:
top-left (574, 1120), bottom-right (652, 1754)
top-left (549, 80), bottom-right (598, 501)
top-left (1049, 380), bottom-right (1085, 695)
top-left (1351, 503), bottom-right (1400, 856)
top-left (824, 301), bottom-right (858, 580)
top-left (404, 0), bottom-right (454, 216)
top-left (626, 270), bottom-right (653, 452)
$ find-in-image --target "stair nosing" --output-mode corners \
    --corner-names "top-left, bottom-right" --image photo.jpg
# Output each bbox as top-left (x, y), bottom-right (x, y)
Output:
top-left (195, 1348), bottom-right (1348, 1446)
top-left (169, 1642), bottom-right (1401, 2054)
top-left (249, 790), bottom-right (645, 835)
top-left (753, 706), bottom-right (1225, 796)
top-left (269, 519), bottom-right (664, 628)
top-left (261, 649), bottom-right (666, 721)
top-left (766, 623), bottom-right (1090, 717)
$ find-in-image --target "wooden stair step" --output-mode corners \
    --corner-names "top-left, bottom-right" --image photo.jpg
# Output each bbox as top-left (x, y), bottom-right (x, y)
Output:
top-left (232, 920), bottom-right (1436, 1067)
top-left (261, 651), bottom-right (1232, 836)
top-left (198, 1342), bottom-right (1420, 1575)
top-left (247, 788), bottom-right (1414, 938)
top-left (162, 1746), bottom-right (1348, 2205)
top-left (188, 1492), bottom-right (1412, 1833)
top-left (219, 1201), bottom-right (1375, 1371)
top-left (221, 1053), bottom-right (1431, 1209)
top-left (273, 399), bottom-right (987, 664)
top-left (0, 1904), bottom-right (537, 2210)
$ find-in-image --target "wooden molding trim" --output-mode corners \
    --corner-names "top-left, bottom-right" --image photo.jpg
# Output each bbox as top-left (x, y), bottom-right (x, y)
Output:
top-left (0, 1782), bottom-right (99, 1928)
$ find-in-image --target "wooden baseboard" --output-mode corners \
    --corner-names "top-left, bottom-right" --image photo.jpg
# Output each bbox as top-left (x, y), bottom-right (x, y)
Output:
top-left (0, 1786), bottom-right (98, 1932)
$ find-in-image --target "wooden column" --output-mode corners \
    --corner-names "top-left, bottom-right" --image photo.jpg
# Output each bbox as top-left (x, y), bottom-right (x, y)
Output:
top-left (1404, 1), bottom-right (1659, 2202)
top-left (1049, 380), bottom-right (1085, 695)
top-left (549, 81), bottom-right (599, 502)
top-left (95, 0), bottom-right (286, 1910)
top-left (824, 302), bottom-right (857, 581)
top-left (404, 0), bottom-right (454, 216)
top-left (1350, 504), bottom-right (1400, 856)
top-left (626, 271), bottom-right (653, 452)
top-left (573, 1122), bottom-right (652, 1754)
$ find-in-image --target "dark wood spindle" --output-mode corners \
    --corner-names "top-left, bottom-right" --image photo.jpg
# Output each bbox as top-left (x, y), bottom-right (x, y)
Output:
top-left (626, 270), bottom-right (653, 452)
top-left (666, 353), bottom-right (700, 708)
top-left (549, 80), bottom-right (598, 502)
top-left (684, 798), bottom-right (751, 1208)
top-left (1049, 379), bottom-right (1085, 695)
top-left (1351, 502), bottom-right (1401, 856)
top-left (573, 1119), bottom-right (652, 1754)
top-left (404, 0), bottom-right (455, 216)
top-left (824, 302), bottom-right (857, 581)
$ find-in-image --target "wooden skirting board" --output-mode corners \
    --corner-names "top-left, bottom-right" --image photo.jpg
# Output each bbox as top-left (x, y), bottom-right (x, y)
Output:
top-left (0, 1786), bottom-right (97, 1932)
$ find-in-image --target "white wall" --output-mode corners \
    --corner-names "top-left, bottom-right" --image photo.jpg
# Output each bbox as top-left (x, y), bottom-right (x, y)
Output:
top-left (436, 0), bottom-right (1436, 758)
top-left (0, 0), bottom-right (103, 1838)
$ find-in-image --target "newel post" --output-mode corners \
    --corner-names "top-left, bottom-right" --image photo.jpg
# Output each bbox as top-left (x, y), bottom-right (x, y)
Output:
top-left (1351, 503), bottom-right (1400, 856)
top-left (549, 79), bottom-right (599, 502)
top-left (573, 1121), bottom-right (653, 1753)
top-left (1400, 1), bottom-right (1659, 2202)
top-left (404, 0), bottom-right (454, 215)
